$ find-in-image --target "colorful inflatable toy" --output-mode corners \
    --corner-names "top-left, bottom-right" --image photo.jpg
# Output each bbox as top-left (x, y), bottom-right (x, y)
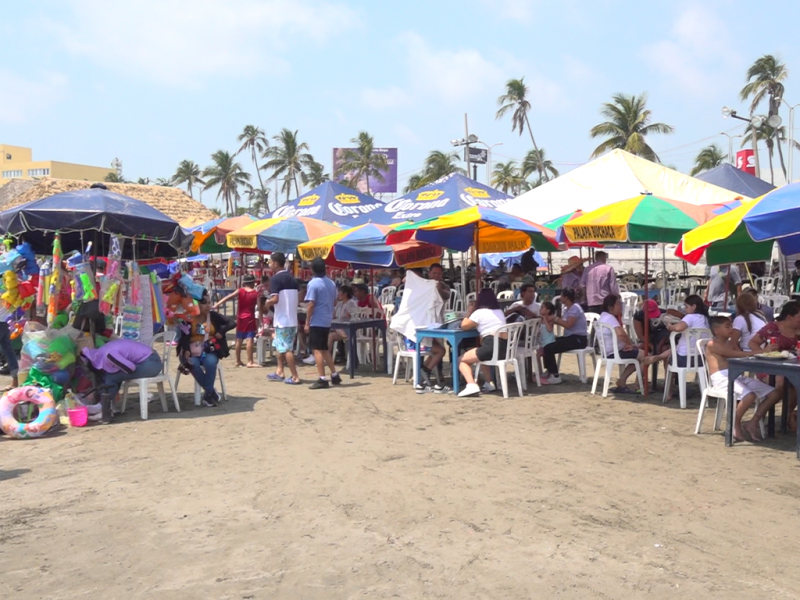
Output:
top-left (0, 386), bottom-right (58, 439)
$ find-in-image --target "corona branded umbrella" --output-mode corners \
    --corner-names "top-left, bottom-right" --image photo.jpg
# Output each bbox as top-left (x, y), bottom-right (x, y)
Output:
top-left (297, 223), bottom-right (442, 268)
top-left (269, 181), bottom-right (386, 226)
top-left (226, 216), bottom-right (343, 254)
top-left (189, 214), bottom-right (258, 253)
top-left (373, 173), bottom-right (513, 224)
top-left (677, 183), bottom-right (800, 265)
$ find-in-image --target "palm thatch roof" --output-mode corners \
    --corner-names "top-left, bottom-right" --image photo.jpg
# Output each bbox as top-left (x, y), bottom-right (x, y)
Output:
top-left (0, 178), bottom-right (216, 228)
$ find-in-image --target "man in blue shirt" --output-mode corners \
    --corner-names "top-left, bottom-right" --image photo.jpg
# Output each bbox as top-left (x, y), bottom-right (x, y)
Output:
top-left (305, 257), bottom-right (340, 389)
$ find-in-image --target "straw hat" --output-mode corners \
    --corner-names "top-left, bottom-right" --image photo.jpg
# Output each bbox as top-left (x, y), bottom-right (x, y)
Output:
top-left (560, 256), bottom-right (586, 273)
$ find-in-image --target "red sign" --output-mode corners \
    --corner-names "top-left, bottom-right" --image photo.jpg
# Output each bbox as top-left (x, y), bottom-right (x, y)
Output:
top-left (736, 149), bottom-right (756, 175)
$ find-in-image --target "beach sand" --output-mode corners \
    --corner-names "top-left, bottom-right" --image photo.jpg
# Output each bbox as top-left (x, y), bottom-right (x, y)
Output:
top-left (2, 357), bottom-right (798, 599)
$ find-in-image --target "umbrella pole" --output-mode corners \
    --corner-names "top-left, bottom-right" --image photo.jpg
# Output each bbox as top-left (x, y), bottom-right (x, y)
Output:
top-left (370, 268), bottom-right (377, 367)
top-left (643, 245), bottom-right (650, 397)
top-left (460, 252), bottom-right (467, 303)
top-left (723, 265), bottom-right (730, 309)
top-left (661, 243), bottom-right (667, 306)
top-left (474, 228), bottom-right (481, 292)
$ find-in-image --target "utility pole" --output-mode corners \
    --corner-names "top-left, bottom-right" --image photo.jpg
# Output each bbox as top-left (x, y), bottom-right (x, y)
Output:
top-left (464, 113), bottom-right (471, 180)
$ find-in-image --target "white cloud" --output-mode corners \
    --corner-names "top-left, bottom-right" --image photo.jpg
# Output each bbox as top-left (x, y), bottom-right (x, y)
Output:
top-left (642, 6), bottom-right (738, 97)
top-left (360, 86), bottom-right (413, 110)
top-left (49, 0), bottom-right (359, 87)
top-left (479, 0), bottom-right (539, 22)
top-left (0, 71), bottom-right (68, 124)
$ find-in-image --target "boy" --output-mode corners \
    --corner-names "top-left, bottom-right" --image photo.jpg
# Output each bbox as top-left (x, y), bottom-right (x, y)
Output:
top-left (706, 316), bottom-right (782, 442)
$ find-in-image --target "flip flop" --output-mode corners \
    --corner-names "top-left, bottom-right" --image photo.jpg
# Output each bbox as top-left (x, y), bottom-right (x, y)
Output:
top-left (284, 378), bottom-right (301, 385)
top-left (610, 386), bottom-right (637, 395)
top-left (267, 373), bottom-right (283, 381)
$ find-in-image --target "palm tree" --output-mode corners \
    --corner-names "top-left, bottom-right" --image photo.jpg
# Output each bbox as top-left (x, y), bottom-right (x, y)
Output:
top-left (496, 77), bottom-right (547, 182)
top-left (209, 207), bottom-right (222, 217)
top-left (246, 185), bottom-right (271, 216)
top-left (589, 92), bottom-right (675, 162)
top-left (740, 55), bottom-right (789, 178)
top-left (690, 144), bottom-right (727, 176)
top-left (172, 160), bottom-right (205, 198)
top-left (154, 177), bottom-right (174, 187)
top-left (334, 131), bottom-right (388, 195)
top-left (306, 161), bottom-right (330, 188)
top-left (237, 125), bottom-right (269, 192)
top-left (491, 161), bottom-right (523, 194)
top-left (521, 148), bottom-right (559, 184)
top-left (404, 150), bottom-right (466, 192)
top-left (136, 177), bottom-right (151, 185)
top-left (104, 172), bottom-right (126, 183)
top-left (202, 150), bottom-right (251, 215)
top-left (740, 124), bottom-right (800, 184)
top-left (262, 128), bottom-right (314, 202)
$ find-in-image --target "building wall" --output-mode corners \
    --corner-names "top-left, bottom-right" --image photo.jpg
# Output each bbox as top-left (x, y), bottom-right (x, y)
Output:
top-left (0, 145), bottom-right (114, 186)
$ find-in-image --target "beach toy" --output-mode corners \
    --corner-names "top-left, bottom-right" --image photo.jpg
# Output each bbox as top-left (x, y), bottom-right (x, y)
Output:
top-left (0, 386), bottom-right (59, 439)
top-left (178, 274), bottom-right (205, 300)
top-left (0, 248), bottom-right (22, 274)
top-left (67, 406), bottom-right (88, 427)
top-left (17, 242), bottom-right (38, 276)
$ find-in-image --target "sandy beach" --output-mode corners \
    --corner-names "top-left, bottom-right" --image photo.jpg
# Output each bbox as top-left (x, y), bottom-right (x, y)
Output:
top-left (2, 357), bottom-right (799, 599)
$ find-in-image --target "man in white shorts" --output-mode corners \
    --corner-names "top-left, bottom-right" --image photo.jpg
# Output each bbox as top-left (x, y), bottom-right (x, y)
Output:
top-left (706, 316), bottom-right (782, 442)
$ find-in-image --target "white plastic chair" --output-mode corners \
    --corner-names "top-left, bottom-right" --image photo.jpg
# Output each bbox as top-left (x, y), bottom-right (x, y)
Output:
top-left (755, 276), bottom-right (777, 294)
top-left (256, 334), bottom-right (273, 365)
top-left (620, 292), bottom-right (638, 341)
top-left (379, 286), bottom-right (396, 305)
top-left (591, 321), bottom-right (643, 398)
top-left (557, 313), bottom-right (599, 384)
top-left (121, 331), bottom-right (180, 420)
top-left (489, 280), bottom-right (500, 293)
top-left (511, 281), bottom-right (523, 291)
top-left (465, 292), bottom-right (476, 306)
top-left (663, 286), bottom-right (684, 310)
top-left (390, 329), bottom-right (432, 385)
top-left (446, 289), bottom-right (463, 313)
top-left (497, 290), bottom-right (514, 300)
top-left (474, 322), bottom-right (525, 398)
top-left (662, 327), bottom-right (711, 409)
top-left (695, 339), bottom-right (766, 437)
top-left (174, 357), bottom-right (228, 406)
top-left (761, 294), bottom-right (790, 313)
top-left (516, 318), bottom-right (542, 390)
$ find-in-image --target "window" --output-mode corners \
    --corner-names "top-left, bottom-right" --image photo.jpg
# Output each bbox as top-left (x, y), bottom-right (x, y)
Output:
top-left (1, 170), bottom-right (22, 178)
top-left (27, 168), bottom-right (50, 177)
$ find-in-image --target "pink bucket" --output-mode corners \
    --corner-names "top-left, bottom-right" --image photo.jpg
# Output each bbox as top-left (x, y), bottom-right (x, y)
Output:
top-left (67, 406), bottom-right (88, 427)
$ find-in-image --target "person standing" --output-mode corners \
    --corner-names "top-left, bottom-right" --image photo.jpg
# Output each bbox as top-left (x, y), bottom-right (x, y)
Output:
top-left (305, 257), bottom-right (341, 389)
top-left (415, 263), bottom-right (451, 393)
top-left (706, 264), bottom-right (742, 309)
top-left (264, 252), bottom-right (301, 385)
top-left (581, 251), bottom-right (619, 314)
top-left (214, 273), bottom-right (259, 367)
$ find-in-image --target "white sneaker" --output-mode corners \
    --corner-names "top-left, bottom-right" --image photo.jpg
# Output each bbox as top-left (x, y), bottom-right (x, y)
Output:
top-left (458, 383), bottom-right (481, 397)
top-left (481, 382), bottom-right (496, 393)
top-left (302, 355), bottom-right (316, 365)
top-left (542, 375), bottom-right (562, 385)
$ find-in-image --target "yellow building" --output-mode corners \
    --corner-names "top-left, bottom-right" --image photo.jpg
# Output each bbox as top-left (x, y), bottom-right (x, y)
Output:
top-left (0, 144), bottom-right (114, 186)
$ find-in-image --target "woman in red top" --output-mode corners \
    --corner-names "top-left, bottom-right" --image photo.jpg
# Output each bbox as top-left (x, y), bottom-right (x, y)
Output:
top-left (215, 274), bottom-right (260, 367)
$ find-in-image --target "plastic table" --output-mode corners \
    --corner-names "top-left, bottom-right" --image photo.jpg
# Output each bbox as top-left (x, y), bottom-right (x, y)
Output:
top-left (413, 327), bottom-right (479, 395)
top-left (726, 356), bottom-right (800, 458)
top-left (331, 318), bottom-right (387, 379)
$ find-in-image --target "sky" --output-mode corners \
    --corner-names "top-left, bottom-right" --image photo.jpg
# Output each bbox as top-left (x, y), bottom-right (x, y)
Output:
top-left (3, 0), bottom-right (800, 209)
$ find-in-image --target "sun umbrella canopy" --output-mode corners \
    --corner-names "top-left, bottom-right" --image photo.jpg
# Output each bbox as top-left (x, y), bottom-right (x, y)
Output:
top-left (678, 182), bottom-right (800, 265)
top-left (374, 173), bottom-right (512, 224)
top-left (0, 187), bottom-right (187, 256)
top-left (562, 194), bottom-right (719, 245)
top-left (269, 181), bottom-right (386, 226)
top-left (386, 206), bottom-right (557, 253)
top-left (226, 216), bottom-right (343, 254)
top-left (189, 214), bottom-right (258, 252)
top-left (695, 163), bottom-right (775, 198)
top-left (298, 223), bottom-right (442, 268)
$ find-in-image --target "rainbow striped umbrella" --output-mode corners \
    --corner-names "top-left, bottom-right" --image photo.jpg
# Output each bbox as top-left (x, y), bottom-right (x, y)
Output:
top-left (189, 214), bottom-right (258, 253)
top-left (225, 216), bottom-right (343, 254)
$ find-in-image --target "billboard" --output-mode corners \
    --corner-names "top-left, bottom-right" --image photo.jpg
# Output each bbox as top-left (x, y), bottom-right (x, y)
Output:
top-left (333, 147), bottom-right (397, 194)
top-left (736, 149), bottom-right (756, 176)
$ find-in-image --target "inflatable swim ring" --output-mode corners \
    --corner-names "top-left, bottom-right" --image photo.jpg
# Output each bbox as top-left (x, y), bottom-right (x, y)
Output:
top-left (0, 386), bottom-right (58, 439)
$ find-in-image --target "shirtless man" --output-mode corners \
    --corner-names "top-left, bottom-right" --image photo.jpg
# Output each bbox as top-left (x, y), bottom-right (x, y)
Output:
top-left (706, 316), bottom-right (783, 442)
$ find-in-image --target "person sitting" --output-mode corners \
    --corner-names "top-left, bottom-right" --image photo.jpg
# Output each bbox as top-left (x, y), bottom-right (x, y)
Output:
top-left (652, 294), bottom-right (710, 368)
top-left (457, 289), bottom-right (508, 398)
top-left (559, 256), bottom-right (586, 307)
top-left (329, 285), bottom-right (358, 363)
top-left (706, 316), bottom-right (782, 442)
top-left (745, 287), bottom-right (774, 322)
top-left (541, 288), bottom-right (589, 385)
top-left (81, 339), bottom-right (163, 409)
top-left (632, 300), bottom-right (682, 356)
top-left (353, 283), bottom-right (384, 318)
top-left (747, 301), bottom-right (800, 353)
top-left (415, 263), bottom-right (450, 393)
top-left (504, 282), bottom-right (539, 321)
top-left (731, 292), bottom-right (767, 352)
top-left (598, 294), bottom-right (652, 393)
top-left (176, 289), bottom-right (235, 406)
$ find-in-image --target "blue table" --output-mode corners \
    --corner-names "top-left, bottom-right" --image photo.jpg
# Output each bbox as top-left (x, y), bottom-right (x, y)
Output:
top-left (331, 318), bottom-right (387, 379)
top-left (414, 327), bottom-right (479, 395)
top-left (629, 289), bottom-right (660, 300)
